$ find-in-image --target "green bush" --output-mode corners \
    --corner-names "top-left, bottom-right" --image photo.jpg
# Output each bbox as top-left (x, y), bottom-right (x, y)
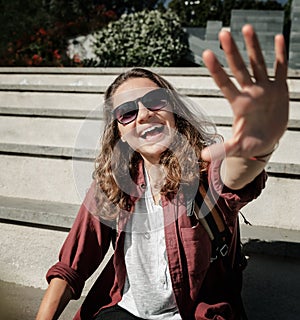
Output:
top-left (93, 10), bottom-right (189, 67)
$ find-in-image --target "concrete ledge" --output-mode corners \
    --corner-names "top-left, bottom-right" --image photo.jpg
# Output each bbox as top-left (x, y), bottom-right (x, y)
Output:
top-left (1, 143), bottom-right (299, 176)
top-left (0, 198), bottom-right (299, 270)
top-left (0, 279), bottom-right (84, 320)
top-left (0, 67), bottom-right (299, 234)
top-left (0, 195), bottom-right (299, 246)
top-left (0, 116), bottom-right (104, 157)
top-left (0, 84), bottom-right (108, 93)
top-left (242, 224), bottom-right (300, 259)
top-left (0, 196), bottom-right (79, 229)
top-left (0, 155), bottom-right (86, 204)
top-left (241, 224), bottom-right (300, 244)
top-left (1, 253), bottom-right (299, 320)
top-left (1, 95), bottom-right (300, 130)
top-left (0, 67), bottom-right (214, 76)
top-left (1, 120), bottom-right (299, 175)
top-left (0, 143), bottom-right (96, 159)
top-left (1, 169), bottom-right (300, 232)
top-left (0, 222), bottom-right (113, 294)
top-left (1, 82), bottom-right (300, 100)
top-left (1, 66), bottom-right (299, 77)
top-left (0, 143), bottom-right (78, 158)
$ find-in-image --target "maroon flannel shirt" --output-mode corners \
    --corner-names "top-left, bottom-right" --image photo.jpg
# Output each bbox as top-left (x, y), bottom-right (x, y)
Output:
top-left (46, 160), bottom-right (267, 320)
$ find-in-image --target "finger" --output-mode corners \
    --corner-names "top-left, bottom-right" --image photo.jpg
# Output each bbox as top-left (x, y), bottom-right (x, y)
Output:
top-left (242, 24), bottom-right (268, 82)
top-left (219, 29), bottom-right (253, 88)
top-left (202, 49), bottom-right (240, 103)
top-left (274, 34), bottom-right (288, 83)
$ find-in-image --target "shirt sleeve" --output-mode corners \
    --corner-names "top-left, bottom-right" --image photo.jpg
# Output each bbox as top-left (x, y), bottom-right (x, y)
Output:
top-left (46, 182), bottom-right (113, 299)
top-left (208, 159), bottom-right (268, 213)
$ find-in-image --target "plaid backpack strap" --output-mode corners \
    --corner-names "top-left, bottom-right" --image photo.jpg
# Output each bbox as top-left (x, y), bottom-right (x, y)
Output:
top-left (193, 184), bottom-right (232, 262)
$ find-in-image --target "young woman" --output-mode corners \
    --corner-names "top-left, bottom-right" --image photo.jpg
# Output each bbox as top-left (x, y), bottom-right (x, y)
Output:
top-left (36, 25), bottom-right (289, 320)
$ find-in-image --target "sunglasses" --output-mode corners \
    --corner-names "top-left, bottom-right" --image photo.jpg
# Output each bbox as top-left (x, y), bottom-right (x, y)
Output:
top-left (112, 88), bottom-right (170, 125)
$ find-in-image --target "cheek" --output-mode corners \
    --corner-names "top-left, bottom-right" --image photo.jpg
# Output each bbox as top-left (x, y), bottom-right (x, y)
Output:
top-left (117, 122), bottom-right (128, 137)
top-left (166, 111), bottom-right (176, 129)
top-left (117, 123), bottom-right (137, 144)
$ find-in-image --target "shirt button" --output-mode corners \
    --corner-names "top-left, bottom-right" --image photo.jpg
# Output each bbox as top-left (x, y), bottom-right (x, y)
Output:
top-left (144, 232), bottom-right (150, 240)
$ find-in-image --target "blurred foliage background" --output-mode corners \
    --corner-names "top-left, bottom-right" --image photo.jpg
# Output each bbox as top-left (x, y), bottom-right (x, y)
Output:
top-left (92, 10), bottom-right (188, 67)
top-left (0, 0), bottom-right (291, 67)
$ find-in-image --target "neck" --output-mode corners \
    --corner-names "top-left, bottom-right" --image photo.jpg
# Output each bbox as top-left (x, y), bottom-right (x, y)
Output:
top-left (144, 162), bottom-right (166, 205)
top-left (142, 155), bottom-right (160, 171)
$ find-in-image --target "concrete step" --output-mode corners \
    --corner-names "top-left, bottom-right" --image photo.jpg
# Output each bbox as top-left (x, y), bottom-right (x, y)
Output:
top-left (0, 73), bottom-right (224, 95)
top-left (193, 98), bottom-right (300, 130)
top-left (0, 196), bottom-right (79, 229)
top-left (1, 92), bottom-right (299, 129)
top-left (0, 155), bottom-right (92, 204)
top-left (0, 279), bottom-right (84, 320)
top-left (0, 67), bottom-right (214, 76)
top-left (0, 116), bottom-right (103, 158)
top-left (238, 175), bottom-right (300, 230)
top-left (0, 223), bottom-right (299, 319)
top-left (0, 158), bottom-right (299, 230)
top-left (1, 193), bottom-right (300, 241)
top-left (0, 67), bottom-right (298, 315)
top-left (0, 91), bottom-right (103, 118)
top-left (0, 116), bottom-right (298, 174)
top-left (1, 66), bottom-right (298, 77)
top-left (1, 253), bottom-right (299, 320)
top-left (0, 222), bottom-right (113, 294)
top-left (0, 67), bottom-right (298, 233)
top-left (1, 69), bottom-right (300, 99)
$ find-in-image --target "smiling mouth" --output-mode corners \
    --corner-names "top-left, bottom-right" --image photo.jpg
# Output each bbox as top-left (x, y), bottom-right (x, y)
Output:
top-left (140, 125), bottom-right (165, 139)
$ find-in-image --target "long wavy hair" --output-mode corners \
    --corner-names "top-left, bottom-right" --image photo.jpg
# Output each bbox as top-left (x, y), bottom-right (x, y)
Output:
top-left (94, 68), bottom-right (221, 220)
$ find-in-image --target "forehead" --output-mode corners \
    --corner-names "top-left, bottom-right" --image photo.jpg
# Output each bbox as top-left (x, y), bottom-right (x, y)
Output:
top-left (112, 78), bottom-right (159, 107)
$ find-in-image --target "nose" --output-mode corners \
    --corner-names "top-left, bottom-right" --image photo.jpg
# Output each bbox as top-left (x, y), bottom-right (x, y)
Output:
top-left (136, 101), bottom-right (154, 123)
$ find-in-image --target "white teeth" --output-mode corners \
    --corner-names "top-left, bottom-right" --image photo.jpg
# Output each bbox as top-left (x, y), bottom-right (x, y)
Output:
top-left (141, 125), bottom-right (162, 137)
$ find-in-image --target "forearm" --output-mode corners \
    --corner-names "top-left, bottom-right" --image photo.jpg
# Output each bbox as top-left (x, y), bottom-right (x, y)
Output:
top-left (220, 145), bottom-right (276, 190)
top-left (220, 157), bottom-right (265, 190)
top-left (36, 278), bottom-right (73, 320)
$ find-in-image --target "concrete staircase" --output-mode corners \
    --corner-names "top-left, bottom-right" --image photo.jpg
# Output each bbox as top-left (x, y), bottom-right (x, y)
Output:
top-left (230, 10), bottom-right (285, 68)
top-left (289, 0), bottom-right (300, 69)
top-left (0, 67), bottom-right (299, 292)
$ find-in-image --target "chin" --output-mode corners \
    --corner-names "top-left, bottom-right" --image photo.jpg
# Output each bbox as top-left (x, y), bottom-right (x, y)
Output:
top-left (138, 144), bottom-right (169, 161)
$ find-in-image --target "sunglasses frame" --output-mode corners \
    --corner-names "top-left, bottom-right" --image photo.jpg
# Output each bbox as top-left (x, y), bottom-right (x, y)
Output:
top-left (111, 88), bottom-right (170, 125)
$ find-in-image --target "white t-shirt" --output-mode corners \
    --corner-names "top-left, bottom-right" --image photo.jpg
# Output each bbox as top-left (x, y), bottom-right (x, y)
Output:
top-left (118, 171), bottom-right (181, 319)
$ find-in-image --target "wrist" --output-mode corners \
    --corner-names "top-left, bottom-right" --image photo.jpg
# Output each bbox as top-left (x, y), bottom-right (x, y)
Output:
top-left (249, 142), bottom-right (279, 163)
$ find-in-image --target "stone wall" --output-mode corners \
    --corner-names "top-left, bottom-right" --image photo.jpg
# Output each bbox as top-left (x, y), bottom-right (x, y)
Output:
top-left (289, 0), bottom-right (300, 69)
top-left (230, 9), bottom-right (284, 67)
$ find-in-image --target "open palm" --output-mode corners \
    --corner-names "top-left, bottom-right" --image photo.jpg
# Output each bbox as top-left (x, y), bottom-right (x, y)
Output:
top-left (201, 24), bottom-right (289, 161)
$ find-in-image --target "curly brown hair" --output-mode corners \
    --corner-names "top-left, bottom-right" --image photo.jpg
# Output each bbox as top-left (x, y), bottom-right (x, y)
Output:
top-left (93, 68), bottom-right (221, 220)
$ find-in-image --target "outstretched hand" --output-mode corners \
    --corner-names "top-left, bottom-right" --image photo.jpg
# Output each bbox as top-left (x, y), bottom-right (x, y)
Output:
top-left (201, 24), bottom-right (289, 162)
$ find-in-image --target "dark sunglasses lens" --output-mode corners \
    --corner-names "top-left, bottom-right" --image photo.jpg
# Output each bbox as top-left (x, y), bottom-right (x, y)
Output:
top-left (113, 89), bottom-right (169, 125)
top-left (143, 89), bottom-right (169, 111)
top-left (114, 103), bottom-right (138, 124)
